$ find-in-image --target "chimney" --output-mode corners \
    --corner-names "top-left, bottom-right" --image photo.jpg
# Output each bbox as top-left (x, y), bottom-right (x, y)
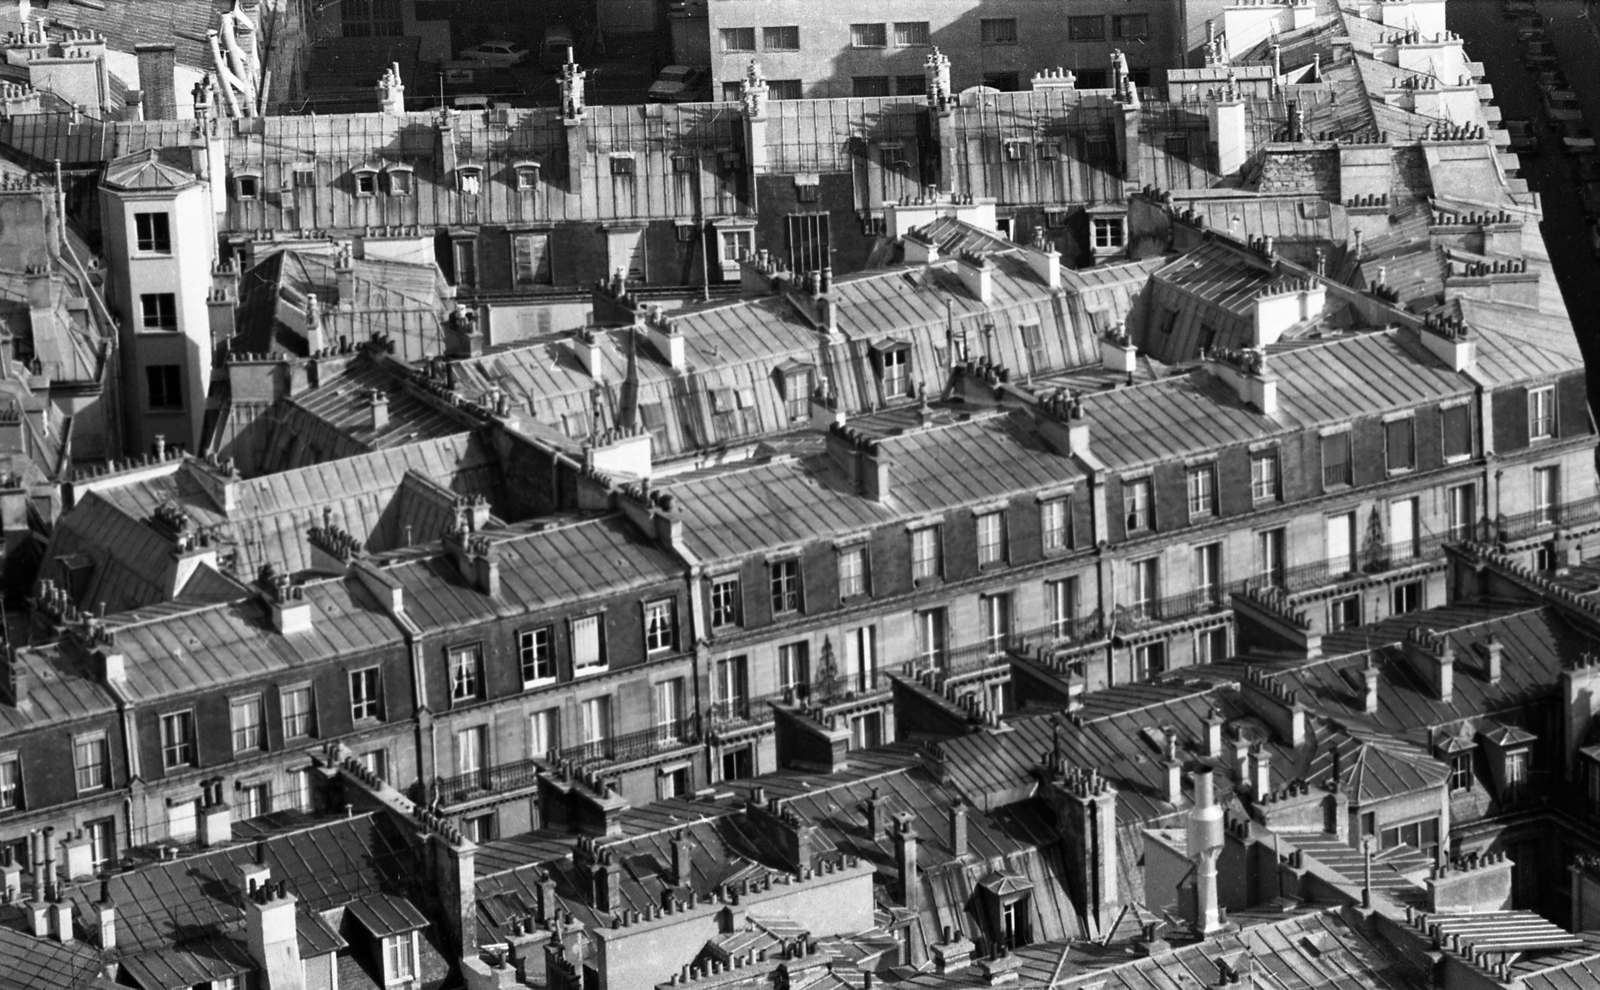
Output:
top-left (1100, 324), bottom-right (1137, 373)
top-left (955, 250), bottom-right (994, 303)
top-left (1204, 707), bottom-right (1225, 758)
top-left (932, 928), bottom-right (974, 973)
top-left (377, 62), bottom-right (405, 114)
top-left (1485, 633), bottom-right (1503, 686)
top-left (1362, 656), bottom-right (1380, 715)
top-left (1402, 627), bottom-right (1454, 702)
top-left (1205, 348), bottom-right (1278, 414)
top-left (1162, 730), bottom-right (1182, 805)
top-left (1417, 313), bottom-right (1476, 373)
top-left (948, 800), bottom-right (968, 859)
top-left (1207, 92), bottom-right (1248, 177)
top-left (670, 830), bottom-right (692, 887)
top-left (1112, 51), bottom-right (1142, 183)
top-left (336, 251), bottom-right (357, 309)
top-left (368, 390), bottom-right (389, 432)
top-left (590, 848), bottom-right (622, 912)
top-left (245, 883), bottom-right (303, 990)
top-left (1249, 744), bottom-right (1271, 797)
top-left (1025, 238), bottom-right (1061, 290)
top-left (302, 293), bottom-right (326, 354)
top-left (134, 44), bottom-right (176, 119)
top-left (50, 896), bottom-right (71, 943)
top-left (891, 814), bottom-right (919, 911)
top-left (265, 574), bottom-right (313, 635)
top-left (979, 952), bottom-right (1022, 985)
top-left (94, 882), bottom-right (115, 950)
top-left (739, 60), bottom-right (770, 175)
top-left (199, 781), bottom-right (233, 847)
top-left (1186, 768), bottom-right (1225, 937)
top-left (644, 309), bottom-right (686, 372)
top-left (903, 228), bottom-right (940, 265)
top-left (863, 787), bottom-right (884, 838)
top-left (569, 328), bottom-right (606, 379)
top-left (444, 303), bottom-right (483, 359)
top-left (43, 827), bottom-right (56, 897)
top-left (1231, 732), bottom-right (1251, 783)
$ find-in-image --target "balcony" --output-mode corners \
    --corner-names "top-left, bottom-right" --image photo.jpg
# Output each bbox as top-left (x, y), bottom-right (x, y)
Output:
top-left (1115, 587), bottom-right (1231, 631)
top-left (436, 758), bottom-right (544, 806)
top-left (707, 690), bottom-right (791, 733)
top-left (809, 669), bottom-right (888, 705)
top-left (1245, 532), bottom-right (1453, 596)
top-left (1494, 498), bottom-right (1600, 542)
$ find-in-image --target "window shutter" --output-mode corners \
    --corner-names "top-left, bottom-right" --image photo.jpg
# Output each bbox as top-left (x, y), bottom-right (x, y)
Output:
top-left (1322, 432), bottom-right (1350, 486)
top-left (1559, 374), bottom-right (1591, 439)
top-left (1103, 477), bottom-right (1126, 544)
top-left (1493, 388), bottom-right (1528, 453)
top-left (1154, 462), bottom-right (1188, 531)
top-left (1351, 418), bottom-right (1385, 487)
top-left (1385, 418), bottom-right (1414, 470)
top-left (1216, 447), bottom-right (1251, 517)
top-left (1442, 404), bottom-right (1471, 459)
top-left (572, 616), bottom-right (601, 668)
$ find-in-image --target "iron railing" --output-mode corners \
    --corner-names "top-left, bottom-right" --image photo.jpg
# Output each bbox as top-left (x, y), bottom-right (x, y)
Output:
top-left (1493, 498), bottom-right (1600, 542)
top-left (436, 717), bottom-right (701, 805)
top-left (708, 691), bottom-right (793, 732)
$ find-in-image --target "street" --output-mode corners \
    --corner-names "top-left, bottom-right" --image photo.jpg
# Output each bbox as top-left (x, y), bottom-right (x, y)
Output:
top-left (1449, 0), bottom-right (1600, 380)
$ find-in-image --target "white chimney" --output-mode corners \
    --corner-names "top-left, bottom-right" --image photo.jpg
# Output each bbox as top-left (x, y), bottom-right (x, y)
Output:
top-left (1249, 744), bottom-right (1271, 796)
top-left (569, 328), bottom-right (606, 379)
top-left (1186, 768), bottom-right (1226, 937)
top-left (1208, 96), bottom-right (1249, 177)
top-left (955, 250), bottom-right (994, 304)
top-left (1025, 239), bottom-right (1061, 290)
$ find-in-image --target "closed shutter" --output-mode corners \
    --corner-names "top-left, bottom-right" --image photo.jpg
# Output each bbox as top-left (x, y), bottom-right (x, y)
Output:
top-left (1154, 462), bottom-right (1189, 530)
top-left (1070, 490), bottom-right (1094, 549)
top-left (1104, 477), bottom-right (1126, 543)
top-left (1442, 404), bottom-right (1472, 459)
top-left (1217, 447), bottom-right (1252, 516)
top-left (572, 615), bottom-right (601, 669)
top-left (1321, 432), bottom-right (1350, 487)
top-left (1413, 405), bottom-right (1442, 471)
top-left (1493, 388), bottom-right (1529, 453)
top-left (1327, 514), bottom-right (1355, 575)
top-left (1385, 418), bottom-right (1415, 471)
top-left (1560, 373), bottom-right (1592, 439)
top-left (513, 233), bottom-right (552, 285)
top-left (1351, 418), bottom-right (1385, 487)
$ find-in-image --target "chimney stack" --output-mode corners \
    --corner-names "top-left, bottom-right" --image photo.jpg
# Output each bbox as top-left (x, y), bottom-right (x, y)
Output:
top-left (1249, 744), bottom-right (1271, 797)
top-left (1162, 730), bottom-right (1183, 805)
top-left (891, 814), bottom-right (919, 911)
top-left (135, 44), bottom-right (176, 119)
top-left (670, 830), bottom-right (692, 887)
top-left (1362, 656), bottom-right (1380, 715)
top-left (948, 799), bottom-right (968, 859)
top-left (955, 250), bottom-right (994, 304)
top-left (369, 389), bottom-right (389, 432)
top-left (1186, 767), bottom-right (1225, 937)
top-left (245, 883), bottom-right (303, 990)
top-left (1485, 633), bottom-right (1503, 686)
top-left (94, 882), bottom-right (115, 950)
top-left (1204, 707), bottom-right (1224, 758)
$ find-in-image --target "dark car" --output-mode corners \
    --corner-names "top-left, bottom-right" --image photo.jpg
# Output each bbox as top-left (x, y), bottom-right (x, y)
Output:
top-left (1523, 39), bottom-right (1559, 68)
top-left (1504, 118), bottom-right (1539, 155)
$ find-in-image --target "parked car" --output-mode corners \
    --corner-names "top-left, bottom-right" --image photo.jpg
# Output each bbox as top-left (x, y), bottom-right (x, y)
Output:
top-left (1543, 87), bottom-right (1586, 123)
top-left (1516, 15), bottom-right (1547, 40)
top-left (1561, 122), bottom-right (1597, 154)
top-left (1523, 39), bottom-right (1559, 68)
top-left (1582, 182), bottom-right (1600, 216)
top-left (1504, 118), bottom-right (1539, 155)
top-left (457, 39), bottom-right (529, 66)
top-left (647, 65), bottom-right (709, 102)
top-left (541, 24), bottom-right (576, 69)
top-left (1503, 0), bottom-right (1537, 15)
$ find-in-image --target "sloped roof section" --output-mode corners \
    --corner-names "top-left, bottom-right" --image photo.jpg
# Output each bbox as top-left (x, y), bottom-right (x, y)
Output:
top-left (102, 148), bottom-right (197, 191)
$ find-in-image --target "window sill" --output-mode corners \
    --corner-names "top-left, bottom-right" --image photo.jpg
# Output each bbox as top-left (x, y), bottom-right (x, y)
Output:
top-left (1387, 468), bottom-right (1415, 477)
top-left (521, 678), bottom-right (556, 691)
top-left (574, 665), bottom-right (609, 678)
top-left (912, 576), bottom-right (943, 588)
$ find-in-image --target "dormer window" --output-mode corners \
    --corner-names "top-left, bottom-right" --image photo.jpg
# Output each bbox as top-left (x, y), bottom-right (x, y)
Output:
top-left (353, 168), bottom-right (379, 197)
top-left (1004, 140), bottom-right (1028, 161)
top-left (384, 165), bottom-right (414, 197)
top-left (870, 341), bottom-right (911, 400)
top-left (610, 153), bottom-right (636, 176)
top-left (233, 172), bottom-right (261, 200)
top-left (384, 933), bottom-right (417, 984)
top-left (348, 893), bottom-right (428, 988)
top-left (512, 160), bottom-right (540, 191)
top-left (292, 163), bottom-right (317, 188)
top-left (456, 166), bottom-right (483, 195)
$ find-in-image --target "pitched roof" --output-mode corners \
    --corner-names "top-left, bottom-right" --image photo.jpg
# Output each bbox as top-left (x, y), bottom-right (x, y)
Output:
top-left (101, 149), bottom-right (197, 191)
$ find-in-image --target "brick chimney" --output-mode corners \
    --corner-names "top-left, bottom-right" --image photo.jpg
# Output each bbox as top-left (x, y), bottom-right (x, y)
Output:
top-left (955, 250), bottom-right (994, 303)
top-left (670, 830), bottom-right (692, 886)
top-left (1040, 761), bottom-right (1119, 931)
top-left (948, 799), bottom-right (968, 860)
top-left (891, 814), bottom-right (918, 911)
top-left (1203, 707), bottom-right (1225, 758)
top-left (1248, 744), bottom-right (1271, 797)
top-left (862, 787), bottom-right (884, 838)
top-left (1402, 627), bottom-right (1454, 702)
top-left (134, 43), bottom-right (176, 119)
top-left (93, 882), bottom-right (115, 950)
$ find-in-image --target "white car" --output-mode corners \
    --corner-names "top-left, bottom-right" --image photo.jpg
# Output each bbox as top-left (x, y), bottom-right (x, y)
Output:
top-left (458, 40), bottom-right (529, 67)
top-left (648, 65), bottom-right (709, 102)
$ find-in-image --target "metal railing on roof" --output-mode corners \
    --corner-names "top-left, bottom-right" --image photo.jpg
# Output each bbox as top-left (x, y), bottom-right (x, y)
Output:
top-left (1494, 497), bottom-right (1600, 542)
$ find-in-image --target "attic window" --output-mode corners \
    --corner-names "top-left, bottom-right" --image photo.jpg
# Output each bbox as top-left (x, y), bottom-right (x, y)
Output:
top-left (718, 149), bottom-right (743, 171)
top-left (233, 172), bottom-right (261, 200)
top-left (385, 166), bottom-right (414, 197)
top-left (292, 163), bottom-right (317, 188)
top-left (1004, 140), bottom-right (1029, 161)
top-left (610, 154), bottom-right (636, 176)
top-left (512, 161), bottom-right (540, 191)
top-left (1038, 140), bottom-right (1060, 160)
top-left (672, 154), bottom-right (696, 174)
top-left (456, 166), bottom-right (483, 195)
top-left (675, 222), bottom-right (696, 243)
top-left (1045, 209), bottom-right (1068, 229)
top-left (1164, 134), bottom-right (1189, 157)
top-left (353, 168), bottom-right (379, 197)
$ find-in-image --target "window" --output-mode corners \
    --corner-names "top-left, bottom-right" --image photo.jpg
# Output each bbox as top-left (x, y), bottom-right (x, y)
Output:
top-left (452, 239), bottom-right (478, 288)
top-left (981, 18), bottom-right (1018, 44)
top-left (1443, 403), bottom-right (1472, 459)
top-left (74, 734), bottom-right (109, 792)
top-left (1449, 753), bottom-right (1473, 792)
top-left (1195, 543), bottom-right (1220, 604)
top-left (1528, 385), bottom-right (1557, 440)
top-left (350, 668), bottom-right (382, 722)
top-left (710, 576), bottom-right (740, 628)
top-left (1131, 557), bottom-right (1158, 615)
top-left (779, 642), bottom-right (810, 696)
top-left (1187, 465), bottom-right (1216, 517)
top-left (715, 655), bottom-right (750, 714)
top-left (342, 0), bottom-right (402, 36)
top-left (457, 727), bottom-right (486, 778)
top-left (1125, 477), bottom-right (1152, 532)
top-left (1000, 898), bottom-right (1032, 948)
top-left (1505, 750), bottom-right (1529, 802)
top-left (1113, 14), bottom-right (1149, 38)
top-left (161, 711), bottom-right (195, 769)
top-left (721, 81), bottom-right (742, 102)
top-left (1164, 135), bottom-right (1190, 158)
top-left (720, 229), bottom-right (754, 265)
top-left (231, 695), bottom-right (266, 753)
top-left (894, 21), bottom-right (930, 46)
top-left (1197, 627), bottom-right (1228, 665)
top-left (1448, 484), bottom-right (1476, 541)
top-left (879, 347), bottom-right (909, 398)
top-left (86, 818), bottom-right (116, 870)
top-left (769, 79), bottom-right (803, 100)
top-left (1535, 465), bottom-right (1560, 523)
top-left (1069, 15), bottom-right (1106, 40)
top-left (911, 526), bottom-right (942, 581)
top-left (462, 813), bottom-right (496, 843)
top-left (915, 608), bottom-right (947, 666)
top-left (720, 27), bottom-right (755, 51)
top-left (1258, 528), bottom-right (1286, 587)
top-left (1135, 641), bottom-right (1166, 680)
top-left (1379, 817), bottom-right (1440, 859)
top-left (581, 696), bottom-right (611, 757)
top-left (146, 365), bottom-right (183, 412)
top-left (1327, 512), bottom-right (1356, 576)
top-left (1322, 432), bottom-right (1351, 487)
top-left (1047, 578), bottom-right (1080, 638)
top-left (645, 599), bottom-right (677, 653)
top-left (763, 25), bottom-right (799, 50)
top-left (359, 748), bottom-right (387, 783)
top-left (982, 72), bottom-right (1020, 92)
top-left (722, 744), bottom-right (754, 780)
top-left (1092, 216), bottom-right (1125, 249)
top-left (387, 168), bottom-right (414, 196)
top-left (853, 76), bottom-right (890, 97)
top-left (770, 559), bottom-right (802, 614)
top-left (140, 293), bottom-right (178, 330)
top-left (1389, 498), bottom-right (1418, 561)
top-left (287, 770), bottom-right (314, 812)
top-left (1385, 417), bottom-right (1415, 472)
top-left (851, 711), bottom-right (884, 749)
top-left (896, 75), bottom-right (926, 96)
top-left (354, 170), bottom-right (378, 196)
top-left (529, 709), bottom-right (559, 759)
top-left (1330, 595), bottom-right (1360, 631)
top-left (515, 627), bottom-right (554, 685)
top-left (513, 233), bottom-right (552, 286)
top-left (572, 614), bottom-right (606, 673)
top-left (607, 227), bottom-right (647, 282)
top-left (977, 511), bottom-right (1006, 566)
top-left (238, 783), bottom-right (269, 821)
top-left (1250, 452), bottom-right (1279, 502)
top-left (838, 546), bottom-right (867, 598)
top-left (981, 593), bottom-right (1012, 655)
top-left (788, 212), bottom-right (831, 273)
top-left (851, 22), bottom-right (887, 47)
top-left (235, 174), bottom-right (259, 200)
top-left (280, 684), bottom-right (314, 739)
top-left (846, 625), bottom-right (878, 691)
top-left (1392, 581), bottom-right (1422, 614)
top-left (1042, 499), bottom-right (1069, 551)
top-left (385, 933), bottom-right (417, 984)
top-left (449, 645), bottom-right (482, 703)
top-left (783, 369), bottom-right (813, 421)
top-left (134, 212), bottom-right (171, 253)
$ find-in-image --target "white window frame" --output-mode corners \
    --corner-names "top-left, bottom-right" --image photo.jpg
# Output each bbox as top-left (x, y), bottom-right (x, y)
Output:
top-left (519, 626), bottom-right (555, 686)
top-left (1041, 498), bottom-right (1069, 551)
top-left (350, 668), bottom-right (382, 722)
top-left (644, 598), bottom-right (677, 654)
top-left (977, 511), bottom-right (1006, 566)
top-left (74, 732), bottom-right (109, 793)
top-left (1250, 452), bottom-right (1279, 502)
top-left (281, 683), bottom-right (314, 739)
top-left (161, 711), bottom-right (195, 769)
top-left (1529, 385), bottom-right (1556, 440)
top-left (710, 575), bottom-right (740, 628)
top-left (449, 644), bottom-right (483, 703)
top-left (1187, 464), bottom-right (1216, 517)
top-left (838, 545), bottom-right (867, 598)
top-left (572, 614), bottom-right (607, 674)
top-left (230, 695), bottom-right (266, 754)
top-left (911, 525), bottom-right (942, 581)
